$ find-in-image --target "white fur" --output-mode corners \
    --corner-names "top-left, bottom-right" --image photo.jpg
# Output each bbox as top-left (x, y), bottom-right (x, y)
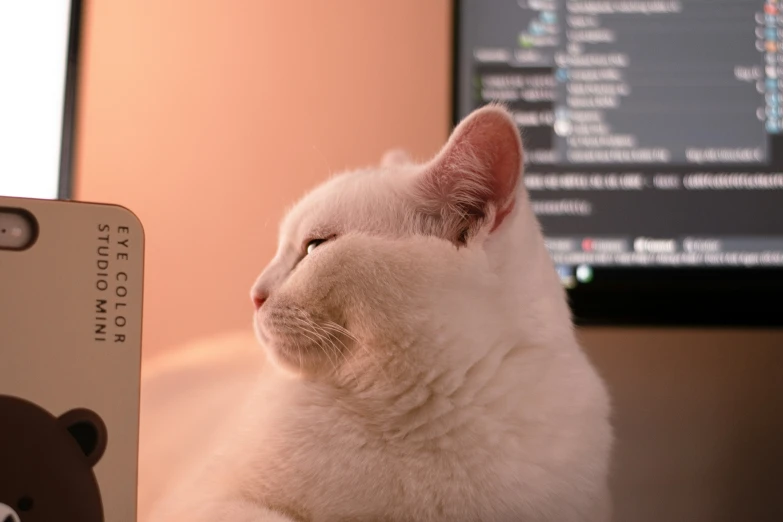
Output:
top-left (147, 105), bottom-right (613, 522)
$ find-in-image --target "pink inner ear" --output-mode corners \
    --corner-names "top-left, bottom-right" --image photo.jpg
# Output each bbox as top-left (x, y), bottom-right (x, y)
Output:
top-left (414, 105), bottom-right (524, 242)
top-left (452, 107), bottom-right (521, 204)
top-left (436, 105), bottom-right (523, 222)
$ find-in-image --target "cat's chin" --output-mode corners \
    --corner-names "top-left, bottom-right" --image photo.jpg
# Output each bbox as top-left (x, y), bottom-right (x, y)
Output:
top-left (254, 330), bottom-right (301, 374)
top-left (253, 302), bottom-right (354, 379)
top-left (253, 319), bottom-right (324, 377)
top-left (253, 318), bottom-right (287, 365)
top-left (263, 344), bottom-right (305, 376)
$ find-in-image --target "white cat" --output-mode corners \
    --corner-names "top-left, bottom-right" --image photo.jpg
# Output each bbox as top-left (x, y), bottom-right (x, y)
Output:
top-left (147, 104), bottom-right (613, 522)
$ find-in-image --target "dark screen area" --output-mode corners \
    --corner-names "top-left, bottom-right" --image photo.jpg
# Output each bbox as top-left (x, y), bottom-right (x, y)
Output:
top-left (456, 0), bottom-right (783, 280)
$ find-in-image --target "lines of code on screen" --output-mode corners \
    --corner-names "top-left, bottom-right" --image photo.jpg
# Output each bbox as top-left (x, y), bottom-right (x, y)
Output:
top-left (457, 0), bottom-right (783, 268)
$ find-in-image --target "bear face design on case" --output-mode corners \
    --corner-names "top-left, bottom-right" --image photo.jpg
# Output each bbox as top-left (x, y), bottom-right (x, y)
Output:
top-left (0, 395), bottom-right (107, 522)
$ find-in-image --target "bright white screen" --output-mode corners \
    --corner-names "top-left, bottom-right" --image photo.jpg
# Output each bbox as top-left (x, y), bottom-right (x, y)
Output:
top-left (0, 2), bottom-right (72, 199)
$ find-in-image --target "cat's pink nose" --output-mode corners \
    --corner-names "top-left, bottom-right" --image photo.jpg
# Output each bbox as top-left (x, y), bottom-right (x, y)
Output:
top-left (252, 292), bottom-right (267, 310)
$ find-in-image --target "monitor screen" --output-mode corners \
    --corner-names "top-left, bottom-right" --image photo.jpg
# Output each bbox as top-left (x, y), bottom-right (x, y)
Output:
top-left (453, 0), bottom-right (783, 325)
top-left (0, 1), bottom-right (80, 200)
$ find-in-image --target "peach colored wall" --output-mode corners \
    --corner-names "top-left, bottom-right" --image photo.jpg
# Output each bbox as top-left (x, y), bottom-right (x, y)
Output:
top-left (75, 0), bottom-right (451, 358)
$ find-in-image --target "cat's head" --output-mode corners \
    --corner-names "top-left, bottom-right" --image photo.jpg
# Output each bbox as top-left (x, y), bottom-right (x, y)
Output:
top-left (251, 104), bottom-right (565, 385)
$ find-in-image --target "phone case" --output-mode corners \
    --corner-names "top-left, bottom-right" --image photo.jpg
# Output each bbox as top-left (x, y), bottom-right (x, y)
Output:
top-left (0, 196), bottom-right (145, 522)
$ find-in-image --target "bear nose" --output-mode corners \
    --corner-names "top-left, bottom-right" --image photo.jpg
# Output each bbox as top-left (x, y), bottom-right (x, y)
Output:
top-left (0, 503), bottom-right (20, 522)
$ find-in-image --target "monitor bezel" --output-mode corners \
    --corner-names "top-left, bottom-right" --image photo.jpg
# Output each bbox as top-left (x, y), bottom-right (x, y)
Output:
top-left (450, 0), bottom-right (783, 328)
top-left (57, 0), bottom-right (83, 200)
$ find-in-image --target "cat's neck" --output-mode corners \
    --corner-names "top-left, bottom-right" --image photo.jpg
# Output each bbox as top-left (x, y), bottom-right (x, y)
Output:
top-left (297, 329), bottom-right (565, 448)
top-left (305, 281), bottom-right (575, 447)
top-left (487, 195), bottom-right (575, 331)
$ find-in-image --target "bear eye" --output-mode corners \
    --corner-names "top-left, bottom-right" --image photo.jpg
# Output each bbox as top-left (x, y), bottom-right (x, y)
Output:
top-left (17, 496), bottom-right (33, 512)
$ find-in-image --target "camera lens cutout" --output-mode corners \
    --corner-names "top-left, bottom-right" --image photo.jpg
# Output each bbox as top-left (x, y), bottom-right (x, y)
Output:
top-left (0, 208), bottom-right (38, 251)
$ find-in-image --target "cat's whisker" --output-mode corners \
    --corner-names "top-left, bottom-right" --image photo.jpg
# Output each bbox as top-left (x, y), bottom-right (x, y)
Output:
top-left (321, 321), bottom-right (359, 343)
top-left (294, 317), bottom-right (341, 377)
top-left (318, 321), bottom-right (357, 344)
top-left (313, 322), bottom-right (361, 386)
top-left (319, 328), bottom-right (347, 370)
top-left (317, 322), bottom-right (356, 356)
top-left (318, 328), bottom-right (355, 356)
top-left (309, 321), bottom-right (358, 384)
top-left (320, 322), bottom-right (392, 385)
top-left (282, 319), bottom-right (324, 378)
top-left (286, 307), bottom-right (346, 379)
top-left (290, 317), bottom-right (332, 357)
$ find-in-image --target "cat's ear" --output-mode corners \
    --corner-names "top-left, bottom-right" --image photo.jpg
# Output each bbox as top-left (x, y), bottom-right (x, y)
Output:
top-left (413, 103), bottom-right (523, 245)
top-left (380, 149), bottom-right (413, 167)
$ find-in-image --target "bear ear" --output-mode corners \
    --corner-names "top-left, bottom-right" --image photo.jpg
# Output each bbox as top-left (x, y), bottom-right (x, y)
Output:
top-left (57, 408), bottom-right (108, 468)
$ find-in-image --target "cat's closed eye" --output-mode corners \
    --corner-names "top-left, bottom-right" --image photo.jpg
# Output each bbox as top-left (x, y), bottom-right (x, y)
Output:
top-left (306, 238), bottom-right (327, 255)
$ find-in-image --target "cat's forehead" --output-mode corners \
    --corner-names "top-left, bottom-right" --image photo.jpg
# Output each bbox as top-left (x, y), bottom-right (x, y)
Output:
top-left (280, 168), bottom-right (410, 241)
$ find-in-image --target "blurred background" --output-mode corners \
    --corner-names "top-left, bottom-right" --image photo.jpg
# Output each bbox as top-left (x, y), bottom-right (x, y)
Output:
top-left (76, 1), bottom-right (451, 358)
top-left (60, 1), bottom-right (783, 520)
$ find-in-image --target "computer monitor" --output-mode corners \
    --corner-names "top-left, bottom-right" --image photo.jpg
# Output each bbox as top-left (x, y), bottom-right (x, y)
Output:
top-left (453, 0), bottom-right (783, 326)
top-left (0, 0), bottom-right (82, 200)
